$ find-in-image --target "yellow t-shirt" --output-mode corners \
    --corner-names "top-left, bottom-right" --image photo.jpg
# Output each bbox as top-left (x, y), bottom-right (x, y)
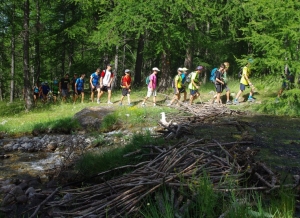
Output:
top-left (240, 66), bottom-right (250, 85)
top-left (174, 75), bottom-right (182, 88)
top-left (188, 72), bottom-right (199, 90)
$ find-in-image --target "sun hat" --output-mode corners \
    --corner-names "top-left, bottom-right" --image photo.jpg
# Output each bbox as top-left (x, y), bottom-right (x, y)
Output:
top-left (178, 68), bottom-right (183, 71)
top-left (152, 67), bottom-right (160, 71)
top-left (182, 67), bottom-right (188, 71)
top-left (125, 69), bottom-right (130, 73)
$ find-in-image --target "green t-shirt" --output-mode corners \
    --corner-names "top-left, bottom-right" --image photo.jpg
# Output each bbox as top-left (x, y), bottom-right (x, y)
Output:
top-left (188, 72), bottom-right (200, 90)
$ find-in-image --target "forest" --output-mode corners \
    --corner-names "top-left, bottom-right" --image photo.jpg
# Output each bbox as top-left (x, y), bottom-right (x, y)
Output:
top-left (0, 0), bottom-right (300, 109)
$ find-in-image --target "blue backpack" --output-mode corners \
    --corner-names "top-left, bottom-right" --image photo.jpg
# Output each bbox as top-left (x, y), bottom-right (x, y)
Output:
top-left (210, 68), bottom-right (218, 83)
top-left (146, 76), bottom-right (150, 85)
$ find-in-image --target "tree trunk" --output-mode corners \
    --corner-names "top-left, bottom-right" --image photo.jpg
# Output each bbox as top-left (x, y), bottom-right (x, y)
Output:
top-left (10, 4), bottom-right (15, 103)
top-left (112, 45), bottom-right (119, 89)
top-left (158, 51), bottom-right (171, 91)
top-left (134, 34), bottom-right (144, 86)
top-left (34, 0), bottom-right (41, 83)
top-left (23, 0), bottom-right (32, 110)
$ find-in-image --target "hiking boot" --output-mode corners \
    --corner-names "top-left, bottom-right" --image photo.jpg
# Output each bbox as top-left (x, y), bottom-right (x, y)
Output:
top-left (128, 103), bottom-right (133, 106)
top-left (226, 100), bottom-right (232, 105)
top-left (107, 101), bottom-right (113, 104)
top-left (247, 97), bottom-right (255, 102)
top-left (97, 100), bottom-right (100, 104)
top-left (233, 99), bottom-right (239, 105)
top-left (153, 103), bottom-right (156, 107)
top-left (141, 103), bottom-right (146, 107)
top-left (119, 103), bottom-right (122, 106)
top-left (167, 103), bottom-right (171, 106)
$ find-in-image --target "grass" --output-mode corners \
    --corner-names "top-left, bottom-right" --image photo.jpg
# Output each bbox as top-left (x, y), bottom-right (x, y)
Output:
top-left (140, 175), bottom-right (296, 218)
top-left (74, 132), bottom-right (165, 177)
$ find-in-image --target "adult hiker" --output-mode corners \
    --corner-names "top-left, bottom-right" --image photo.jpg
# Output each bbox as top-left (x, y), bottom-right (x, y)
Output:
top-left (214, 63), bottom-right (226, 104)
top-left (74, 74), bottom-right (85, 103)
top-left (188, 66), bottom-right (204, 105)
top-left (59, 74), bottom-right (70, 103)
top-left (99, 63), bottom-right (114, 104)
top-left (119, 69), bottom-right (132, 106)
top-left (233, 59), bottom-right (255, 104)
top-left (141, 67), bottom-right (160, 107)
top-left (90, 68), bottom-right (101, 103)
top-left (168, 68), bottom-right (186, 106)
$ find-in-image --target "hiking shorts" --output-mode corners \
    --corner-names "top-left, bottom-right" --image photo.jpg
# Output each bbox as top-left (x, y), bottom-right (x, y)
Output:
top-left (223, 84), bottom-right (230, 92)
top-left (91, 84), bottom-right (100, 92)
top-left (122, 88), bottom-right (130, 96)
top-left (240, 83), bottom-right (247, 91)
top-left (173, 87), bottom-right (186, 94)
top-left (61, 89), bottom-right (69, 97)
top-left (146, 88), bottom-right (157, 97)
top-left (76, 90), bottom-right (83, 95)
top-left (100, 85), bottom-right (111, 92)
top-left (189, 89), bottom-right (199, 96)
top-left (215, 84), bottom-right (223, 93)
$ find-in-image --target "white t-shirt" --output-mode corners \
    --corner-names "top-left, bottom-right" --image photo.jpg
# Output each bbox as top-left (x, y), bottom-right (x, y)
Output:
top-left (101, 70), bottom-right (113, 86)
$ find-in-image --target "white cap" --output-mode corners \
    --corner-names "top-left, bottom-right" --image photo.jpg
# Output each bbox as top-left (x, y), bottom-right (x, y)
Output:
top-left (152, 67), bottom-right (160, 71)
top-left (182, 67), bottom-right (188, 71)
top-left (125, 69), bottom-right (130, 73)
top-left (178, 68), bottom-right (183, 71)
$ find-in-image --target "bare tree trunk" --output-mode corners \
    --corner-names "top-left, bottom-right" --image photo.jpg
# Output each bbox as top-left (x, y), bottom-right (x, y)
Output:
top-left (34, 0), bottom-right (41, 83)
top-left (134, 34), bottom-right (144, 86)
top-left (10, 35), bottom-right (15, 103)
top-left (23, 0), bottom-right (32, 110)
top-left (158, 51), bottom-right (171, 91)
top-left (184, 47), bottom-right (193, 71)
top-left (112, 45), bottom-right (119, 89)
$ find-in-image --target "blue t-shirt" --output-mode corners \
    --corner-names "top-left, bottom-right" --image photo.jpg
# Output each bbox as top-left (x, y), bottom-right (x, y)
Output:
top-left (90, 72), bottom-right (99, 86)
top-left (76, 78), bottom-right (84, 91)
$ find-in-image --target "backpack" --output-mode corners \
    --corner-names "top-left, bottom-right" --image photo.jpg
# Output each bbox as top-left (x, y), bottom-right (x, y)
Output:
top-left (209, 68), bottom-right (218, 83)
top-left (146, 76), bottom-right (150, 85)
top-left (120, 76), bottom-right (124, 87)
top-left (185, 72), bottom-right (193, 83)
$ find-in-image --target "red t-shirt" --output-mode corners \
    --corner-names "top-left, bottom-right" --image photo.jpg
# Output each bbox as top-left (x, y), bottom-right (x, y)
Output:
top-left (122, 75), bottom-right (131, 87)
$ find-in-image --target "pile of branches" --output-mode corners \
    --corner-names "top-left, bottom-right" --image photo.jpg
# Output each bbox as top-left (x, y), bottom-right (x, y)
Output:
top-left (28, 139), bottom-right (299, 217)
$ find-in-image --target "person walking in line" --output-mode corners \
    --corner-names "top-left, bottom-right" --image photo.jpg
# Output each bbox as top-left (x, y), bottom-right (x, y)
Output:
top-left (188, 66), bottom-right (203, 105)
top-left (33, 83), bottom-right (40, 105)
top-left (119, 69), bottom-right (132, 106)
top-left (74, 74), bottom-right (85, 103)
top-left (59, 74), bottom-right (70, 103)
top-left (212, 62), bottom-right (232, 104)
top-left (214, 63), bottom-right (226, 104)
top-left (99, 64), bottom-right (114, 104)
top-left (168, 68), bottom-right (185, 106)
top-left (41, 81), bottom-right (50, 103)
top-left (233, 59), bottom-right (254, 104)
top-left (141, 67), bottom-right (160, 107)
top-left (90, 68), bottom-right (101, 103)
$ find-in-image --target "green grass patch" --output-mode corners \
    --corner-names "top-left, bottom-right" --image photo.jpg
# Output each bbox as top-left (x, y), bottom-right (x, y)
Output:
top-left (74, 133), bottom-right (165, 177)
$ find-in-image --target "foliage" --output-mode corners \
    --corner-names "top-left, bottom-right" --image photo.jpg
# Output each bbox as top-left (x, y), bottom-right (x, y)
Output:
top-left (74, 132), bottom-right (164, 177)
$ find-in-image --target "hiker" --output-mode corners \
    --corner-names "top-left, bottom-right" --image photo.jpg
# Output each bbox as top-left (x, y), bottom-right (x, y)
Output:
top-left (141, 67), bottom-right (160, 107)
top-left (233, 59), bottom-right (254, 104)
top-left (168, 68), bottom-right (185, 106)
top-left (71, 73), bottom-right (78, 102)
top-left (212, 62), bottom-right (232, 104)
top-left (33, 83), bottom-right (40, 105)
top-left (59, 74), bottom-right (70, 103)
top-left (214, 63), bottom-right (226, 104)
top-left (99, 63), bottom-right (114, 104)
top-left (74, 74), bottom-right (85, 103)
top-left (119, 69), bottom-right (132, 106)
top-left (41, 81), bottom-right (50, 103)
top-left (188, 66), bottom-right (203, 105)
top-left (52, 78), bottom-right (59, 103)
top-left (90, 68), bottom-right (101, 103)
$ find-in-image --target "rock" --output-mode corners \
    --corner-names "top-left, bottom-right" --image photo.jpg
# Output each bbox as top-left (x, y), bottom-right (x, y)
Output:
top-left (18, 181), bottom-right (29, 190)
top-left (25, 187), bottom-right (36, 198)
top-left (21, 142), bottom-right (33, 150)
top-left (47, 141), bottom-right (58, 151)
top-left (2, 186), bottom-right (24, 206)
top-left (0, 184), bottom-right (16, 194)
top-left (16, 195), bottom-right (28, 203)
